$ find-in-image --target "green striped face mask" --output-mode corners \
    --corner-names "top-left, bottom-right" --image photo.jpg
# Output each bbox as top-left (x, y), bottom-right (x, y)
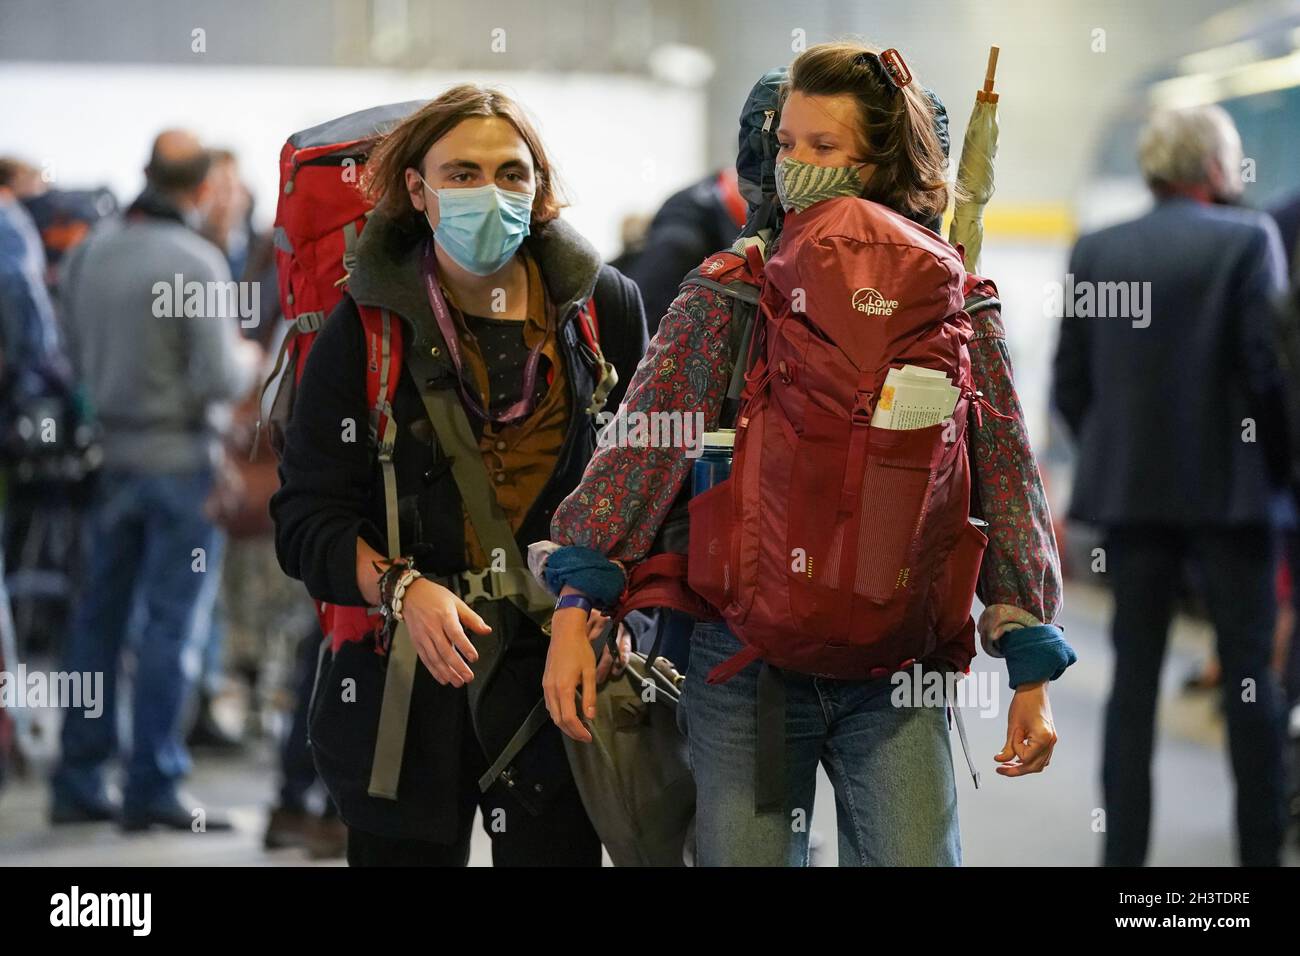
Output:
top-left (774, 157), bottom-right (866, 213)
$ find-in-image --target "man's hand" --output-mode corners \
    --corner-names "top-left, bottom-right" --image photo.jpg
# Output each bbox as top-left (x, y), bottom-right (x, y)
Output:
top-left (401, 578), bottom-right (489, 687)
top-left (995, 681), bottom-right (1058, 777)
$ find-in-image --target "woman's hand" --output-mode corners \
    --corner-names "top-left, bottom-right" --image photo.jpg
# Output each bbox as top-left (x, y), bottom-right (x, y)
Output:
top-left (401, 578), bottom-right (490, 687)
top-left (995, 681), bottom-right (1058, 777)
top-left (543, 596), bottom-right (599, 744)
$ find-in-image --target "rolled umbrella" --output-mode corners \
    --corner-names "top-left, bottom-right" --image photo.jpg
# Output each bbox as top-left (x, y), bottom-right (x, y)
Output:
top-left (949, 46), bottom-right (1000, 272)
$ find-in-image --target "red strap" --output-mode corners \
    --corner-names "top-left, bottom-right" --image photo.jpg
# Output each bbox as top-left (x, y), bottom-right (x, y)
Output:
top-left (705, 644), bottom-right (762, 685)
top-left (319, 602), bottom-right (382, 653)
top-left (612, 552), bottom-right (718, 623)
top-left (575, 294), bottom-right (600, 353)
top-left (744, 242), bottom-right (765, 282)
top-left (963, 272), bottom-right (997, 299)
top-left (288, 137), bottom-right (373, 170)
top-left (357, 304), bottom-right (404, 444)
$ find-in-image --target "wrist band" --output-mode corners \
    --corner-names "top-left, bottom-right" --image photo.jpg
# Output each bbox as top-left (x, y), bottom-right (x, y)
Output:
top-left (1001, 624), bottom-right (1077, 689)
top-left (555, 593), bottom-right (594, 614)
top-left (389, 567), bottom-right (423, 622)
top-left (375, 557), bottom-right (412, 610)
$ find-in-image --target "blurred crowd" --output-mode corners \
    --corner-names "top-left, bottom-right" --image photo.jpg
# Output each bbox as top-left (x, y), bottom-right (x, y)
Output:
top-left (0, 135), bottom-right (342, 856)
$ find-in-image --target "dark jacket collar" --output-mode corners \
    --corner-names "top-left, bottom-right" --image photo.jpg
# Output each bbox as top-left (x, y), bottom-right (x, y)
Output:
top-left (125, 186), bottom-right (188, 226)
top-left (347, 208), bottom-right (603, 352)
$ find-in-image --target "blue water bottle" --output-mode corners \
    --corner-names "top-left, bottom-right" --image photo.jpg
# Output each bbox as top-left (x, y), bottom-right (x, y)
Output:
top-left (692, 429), bottom-right (736, 496)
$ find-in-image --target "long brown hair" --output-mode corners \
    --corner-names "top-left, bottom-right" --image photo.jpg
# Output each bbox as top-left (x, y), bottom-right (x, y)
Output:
top-left (784, 41), bottom-right (955, 224)
top-left (362, 83), bottom-right (566, 234)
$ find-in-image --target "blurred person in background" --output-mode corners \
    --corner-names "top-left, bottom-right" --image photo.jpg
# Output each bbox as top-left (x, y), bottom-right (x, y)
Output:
top-left (1184, 188), bottom-right (1300, 707)
top-left (1, 156), bottom-right (77, 795)
top-left (3, 161), bottom-right (111, 717)
top-left (261, 623), bottom-right (346, 858)
top-left (1273, 188), bottom-right (1300, 712)
top-left (0, 156), bottom-right (73, 410)
top-left (50, 130), bottom-right (261, 831)
top-left (200, 149), bottom-right (253, 283)
top-left (1053, 105), bottom-right (1292, 866)
top-left (191, 149), bottom-right (345, 853)
top-left (620, 169), bottom-right (747, 334)
top-left (22, 182), bottom-right (120, 291)
top-left (1, 158), bottom-right (45, 201)
top-left (187, 147), bottom-right (263, 752)
top-left (607, 212), bottom-right (650, 275)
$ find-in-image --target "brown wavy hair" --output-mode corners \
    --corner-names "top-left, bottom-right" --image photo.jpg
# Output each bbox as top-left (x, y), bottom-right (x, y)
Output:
top-left (783, 40), bottom-right (956, 224)
top-left (362, 84), bottom-right (566, 234)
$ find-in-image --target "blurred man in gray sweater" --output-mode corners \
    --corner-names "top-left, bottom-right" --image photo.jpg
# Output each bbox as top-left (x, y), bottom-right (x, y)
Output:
top-left (52, 130), bottom-right (260, 831)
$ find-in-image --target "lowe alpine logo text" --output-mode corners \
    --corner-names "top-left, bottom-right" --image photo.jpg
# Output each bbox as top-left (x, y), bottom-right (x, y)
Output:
top-left (852, 288), bottom-right (900, 316)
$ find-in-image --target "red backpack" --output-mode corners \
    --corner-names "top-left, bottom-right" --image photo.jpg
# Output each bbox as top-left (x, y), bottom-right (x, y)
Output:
top-left (686, 197), bottom-right (991, 684)
top-left (265, 101), bottom-right (606, 649)
top-left (261, 101), bottom-right (422, 647)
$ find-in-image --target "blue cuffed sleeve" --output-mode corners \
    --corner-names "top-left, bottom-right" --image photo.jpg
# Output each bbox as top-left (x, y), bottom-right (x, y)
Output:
top-left (541, 545), bottom-right (627, 609)
top-left (999, 624), bottom-right (1077, 689)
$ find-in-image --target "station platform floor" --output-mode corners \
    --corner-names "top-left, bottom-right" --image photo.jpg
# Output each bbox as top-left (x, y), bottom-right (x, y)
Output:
top-left (1, 581), bottom-right (1296, 866)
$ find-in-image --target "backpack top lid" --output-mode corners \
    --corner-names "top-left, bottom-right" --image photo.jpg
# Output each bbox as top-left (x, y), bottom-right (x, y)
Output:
top-left (736, 68), bottom-right (788, 213)
top-left (923, 89), bottom-right (950, 162)
top-left (765, 193), bottom-right (967, 363)
top-left (286, 99), bottom-right (428, 153)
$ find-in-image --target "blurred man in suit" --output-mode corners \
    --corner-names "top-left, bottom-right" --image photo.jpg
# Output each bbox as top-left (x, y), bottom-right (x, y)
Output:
top-left (1053, 105), bottom-right (1291, 866)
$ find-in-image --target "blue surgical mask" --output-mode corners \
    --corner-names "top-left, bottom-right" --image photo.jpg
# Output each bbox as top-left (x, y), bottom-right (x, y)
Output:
top-left (419, 175), bottom-right (534, 276)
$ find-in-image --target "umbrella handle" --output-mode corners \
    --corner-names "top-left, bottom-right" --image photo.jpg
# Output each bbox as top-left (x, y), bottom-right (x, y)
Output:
top-left (978, 46), bottom-right (1000, 104)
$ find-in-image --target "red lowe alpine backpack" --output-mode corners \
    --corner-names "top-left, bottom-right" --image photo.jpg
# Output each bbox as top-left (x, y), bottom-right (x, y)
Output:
top-left (265, 101), bottom-right (607, 650)
top-left (686, 197), bottom-right (991, 684)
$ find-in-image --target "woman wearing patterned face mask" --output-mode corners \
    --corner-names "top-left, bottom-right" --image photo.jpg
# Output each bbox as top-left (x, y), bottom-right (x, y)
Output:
top-left (539, 43), bottom-right (1073, 866)
top-left (272, 85), bottom-right (648, 866)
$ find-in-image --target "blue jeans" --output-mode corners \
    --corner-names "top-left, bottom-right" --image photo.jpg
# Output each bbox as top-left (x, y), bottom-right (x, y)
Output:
top-left (52, 468), bottom-right (222, 813)
top-left (678, 621), bottom-right (961, 866)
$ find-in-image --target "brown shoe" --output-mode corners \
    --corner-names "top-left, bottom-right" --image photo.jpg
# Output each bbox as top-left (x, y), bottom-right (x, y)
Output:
top-left (264, 806), bottom-right (313, 851)
top-left (305, 814), bottom-right (347, 860)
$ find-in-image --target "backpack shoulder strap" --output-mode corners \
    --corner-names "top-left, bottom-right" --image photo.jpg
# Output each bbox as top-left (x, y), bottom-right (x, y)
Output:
top-left (574, 290), bottom-right (599, 351)
top-left (357, 304), bottom-right (405, 559)
top-left (680, 250), bottom-right (765, 427)
top-left (680, 248), bottom-right (763, 304)
top-left (355, 303), bottom-right (417, 802)
top-left (573, 278), bottom-right (619, 416)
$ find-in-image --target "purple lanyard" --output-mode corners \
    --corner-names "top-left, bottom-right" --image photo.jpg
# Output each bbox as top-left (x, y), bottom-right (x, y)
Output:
top-left (421, 241), bottom-right (546, 426)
